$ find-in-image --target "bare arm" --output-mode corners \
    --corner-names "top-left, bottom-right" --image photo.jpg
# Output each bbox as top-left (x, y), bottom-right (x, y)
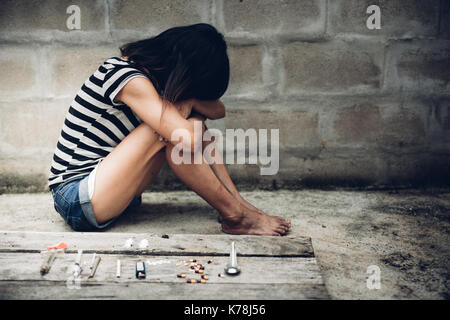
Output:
top-left (115, 77), bottom-right (200, 151)
top-left (192, 99), bottom-right (226, 120)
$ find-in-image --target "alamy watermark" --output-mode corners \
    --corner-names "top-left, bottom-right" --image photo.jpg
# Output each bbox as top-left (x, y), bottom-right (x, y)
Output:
top-left (170, 121), bottom-right (280, 175)
top-left (66, 4), bottom-right (81, 30)
top-left (366, 265), bottom-right (381, 290)
top-left (366, 5), bottom-right (381, 30)
top-left (66, 4), bottom-right (382, 31)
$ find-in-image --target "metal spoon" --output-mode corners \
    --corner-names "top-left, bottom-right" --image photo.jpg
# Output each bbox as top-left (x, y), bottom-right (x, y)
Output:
top-left (224, 241), bottom-right (241, 275)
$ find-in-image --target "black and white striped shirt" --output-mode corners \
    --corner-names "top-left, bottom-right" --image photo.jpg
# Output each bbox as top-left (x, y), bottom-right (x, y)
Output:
top-left (48, 57), bottom-right (148, 190)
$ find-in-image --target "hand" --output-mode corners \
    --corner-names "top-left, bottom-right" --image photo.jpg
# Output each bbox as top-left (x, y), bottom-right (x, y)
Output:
top-left (190, 99), bottom-right (225, 120)
top-left (175, 99), bottom-right (194, 119)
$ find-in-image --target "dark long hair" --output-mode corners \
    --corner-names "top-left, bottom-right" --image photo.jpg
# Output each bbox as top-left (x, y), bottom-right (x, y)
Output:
top-left (120, 23), bottom-right (230, 103)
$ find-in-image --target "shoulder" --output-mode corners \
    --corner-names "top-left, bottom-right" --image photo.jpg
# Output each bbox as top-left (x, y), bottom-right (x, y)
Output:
top-left (116, 75), bottom-right (159, 104)
top-left (103, 57), bottom-right (147, 84)
top-left (101, 57), bottom-right (152, 106)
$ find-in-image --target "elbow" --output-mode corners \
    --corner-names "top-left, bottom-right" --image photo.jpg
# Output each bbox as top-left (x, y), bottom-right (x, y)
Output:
top-left (210, 104), bottom-right (226, 120)
top-left (217, 107), bottom-right (226, 119)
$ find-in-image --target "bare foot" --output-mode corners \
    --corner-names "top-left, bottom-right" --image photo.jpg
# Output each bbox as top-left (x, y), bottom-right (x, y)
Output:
top-left (221, 205), bottom-right (291, 236)
top-left (217, 197), bottom-right (290, 228)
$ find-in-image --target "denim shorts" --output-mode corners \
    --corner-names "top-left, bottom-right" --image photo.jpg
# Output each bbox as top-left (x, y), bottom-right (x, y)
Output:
top-left (51, 175), bottom-right (141, 232)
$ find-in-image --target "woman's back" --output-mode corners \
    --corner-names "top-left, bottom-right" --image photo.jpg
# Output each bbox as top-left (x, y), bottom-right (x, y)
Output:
top-left (48, 57), bottom-right (147, 190)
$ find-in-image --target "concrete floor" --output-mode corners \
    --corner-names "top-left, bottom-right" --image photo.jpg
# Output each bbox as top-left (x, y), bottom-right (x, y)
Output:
top-left (0, 189), bottom-right (449, 299)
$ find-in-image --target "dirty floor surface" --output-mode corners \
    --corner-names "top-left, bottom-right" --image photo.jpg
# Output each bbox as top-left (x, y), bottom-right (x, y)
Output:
top-left (0, 189), bottom-right (449, 299)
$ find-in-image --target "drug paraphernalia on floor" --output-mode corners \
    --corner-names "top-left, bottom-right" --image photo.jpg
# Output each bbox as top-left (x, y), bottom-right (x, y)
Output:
top-left (73, 249), bottom-right (83, 278)
top-left (40, 250), bottom-right (57, 275)
top-left (40, 242), bottom-right (67, 275)
top-left (224, 241), bottom-right (241, 276)
top-left (89, 253), bottom-right (97, 273)
top-left (46, 242), bottom-right (67, 250)
top-left (88, 255), bottom-right (101, 278)
top-left (136, 261), bottom-right (146, 279)
top-left (116, 260), bottom-right (121, 278)
top-left (2, 231), bottom-right (328, 299)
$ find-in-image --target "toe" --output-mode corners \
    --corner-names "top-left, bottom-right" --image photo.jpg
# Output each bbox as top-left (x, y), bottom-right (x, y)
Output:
top-left (275, 227), bottom-right (287, 235)
top-left (277, 218), bottom-right (290, 228)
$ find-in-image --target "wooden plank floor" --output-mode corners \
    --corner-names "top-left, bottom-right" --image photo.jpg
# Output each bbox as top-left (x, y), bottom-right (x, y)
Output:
top-left (0, 231), bottom-right (329, 299)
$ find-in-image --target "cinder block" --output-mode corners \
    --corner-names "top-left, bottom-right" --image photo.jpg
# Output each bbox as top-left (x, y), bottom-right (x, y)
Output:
top-left (110, 0), bottom-right (210, 34)
top-left (441, 1), bottom-right (450, 39)
top-left (52, 45), bottom-right (120, 97)
top-left (278, 153), bottom-right (385, 187)
top-left (0, 98), bottom-right (68, 191)
top-left (222, 105), bottom-right (320, 148)
top-left (436, 99), bottom-right (450, 131)
top-left (384, 41), bottom-right (450, 94)
top-left (0, 45), bottom-right (39, 99)
top-left (221, 0), bottom-right (326, 38)
top-left (281, 40), bottom-right (383, 94)
top-left (428, 98), bottom-right (450, 152)
top-left (225, 45), bottom-right (265, 97)
top-left (331, 99), bottom-right (427, 150)
top-left (329, 0), bottom-right (440, 38)
top-left (0, 0), bottom-right (106, 32)
top-left (0, 99), bottom-right (69, 152)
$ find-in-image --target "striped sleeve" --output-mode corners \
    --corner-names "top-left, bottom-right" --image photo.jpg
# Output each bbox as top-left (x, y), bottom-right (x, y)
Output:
top-left (103, 66), bottom-right (148, 107)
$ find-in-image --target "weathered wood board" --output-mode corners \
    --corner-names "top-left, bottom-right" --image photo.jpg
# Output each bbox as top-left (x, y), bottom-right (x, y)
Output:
top-left (0, 231), bottom-right (314, 257)
top-left (0, 231), bottom-right (329, 300)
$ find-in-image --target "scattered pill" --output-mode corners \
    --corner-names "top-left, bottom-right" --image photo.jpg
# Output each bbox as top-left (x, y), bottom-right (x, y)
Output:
top-left (190, 265), bottom-right (195, 269)
top-left (207, 260), bottom-right (212, 264)
top-left (200, 279), bottom-right (206, 284)
top-left (162, 234), bottom-right (169, 239)
top-left (177, 273), bottom-right (187, 278)
top-left (187, 279), bottom-right (197, 284)
top-left (218, 273), bottom-right (224, 277)
top-left (201, 275), bottom-right (209, 280)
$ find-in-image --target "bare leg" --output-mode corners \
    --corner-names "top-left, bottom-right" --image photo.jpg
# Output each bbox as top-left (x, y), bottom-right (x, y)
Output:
top-left (202, 123), bottom-right (277, 217)
top-left (90, 123), bottom-right (166, 223)
top-left (165, 120), bottom-right (290, 236)
top-left (90, 119), bottom-right (289, 235)
top-left (135, 149), bottom-right (166, 197)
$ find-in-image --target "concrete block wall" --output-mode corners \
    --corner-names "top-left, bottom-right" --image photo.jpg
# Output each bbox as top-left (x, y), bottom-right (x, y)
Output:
top-left (0, 0), bottom-right (449, 192)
